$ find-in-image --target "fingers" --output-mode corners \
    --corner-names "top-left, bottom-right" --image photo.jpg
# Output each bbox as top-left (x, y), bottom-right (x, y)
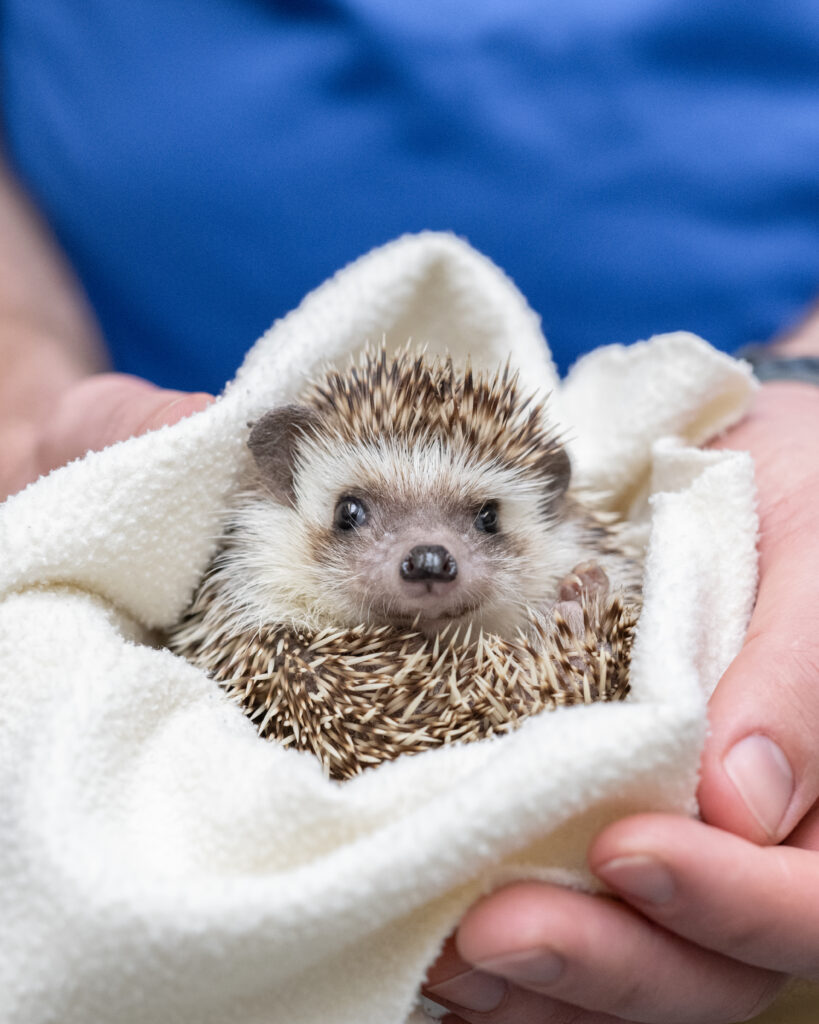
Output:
top-left (448, 881), bottom-right (780, 1024)
top-left (432, 988), bottom-right (621, 1024)
top-left (0, 418), bottom-right (42, 500)
top-left (701, 383), bottom-right (819, 843)
top-left (698, 595), bottom-right (819, 844)
top-left (134, 389), bottom-right (215, 433)
top-left (425, 936), bottom-right (623, 1024)
top-left (36, 373), bottom-right (213, 477)
top-left (424, 937), bottom-right (508, 1015)
top-left (592, 812), bottom-right (819, 980)
top-left (697, 480), bottom-right (819, 844)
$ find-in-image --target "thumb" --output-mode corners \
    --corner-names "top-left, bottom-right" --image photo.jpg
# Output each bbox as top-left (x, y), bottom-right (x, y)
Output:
top-left (38, 372), bottom-right (214, 475)
top-left (698, 484), bottom-right (819, 844)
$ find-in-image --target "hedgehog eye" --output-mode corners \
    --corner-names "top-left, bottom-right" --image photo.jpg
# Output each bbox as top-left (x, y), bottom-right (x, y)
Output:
top-left (334, 496), bottom-right (368, 531)
top-left (474, 501), bottom-right (499, 534)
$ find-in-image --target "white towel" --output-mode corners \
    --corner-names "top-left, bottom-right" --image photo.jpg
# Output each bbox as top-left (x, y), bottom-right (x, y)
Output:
top-left (0, 233), bottom-right (758, 1024)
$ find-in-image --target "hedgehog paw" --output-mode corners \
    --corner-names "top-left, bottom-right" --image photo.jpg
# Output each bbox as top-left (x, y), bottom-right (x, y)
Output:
top-left (556, 561), bottom-right (610, 603)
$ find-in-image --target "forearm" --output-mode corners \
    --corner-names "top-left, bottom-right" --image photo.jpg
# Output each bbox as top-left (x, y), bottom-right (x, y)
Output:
top-left (0, 152), bottom-right (107, 427)
top-left (0, 155), bottom-right (213, 502)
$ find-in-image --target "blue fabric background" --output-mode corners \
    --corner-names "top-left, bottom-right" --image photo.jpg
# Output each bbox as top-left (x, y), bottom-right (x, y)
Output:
top-left (2, 1), bottom-right (818, 392)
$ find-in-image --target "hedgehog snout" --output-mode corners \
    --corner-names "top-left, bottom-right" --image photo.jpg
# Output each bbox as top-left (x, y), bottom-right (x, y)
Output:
top-left (355, 528), bottom-right (479, 630)
top-left (400, 545), bottom-right (458, 583)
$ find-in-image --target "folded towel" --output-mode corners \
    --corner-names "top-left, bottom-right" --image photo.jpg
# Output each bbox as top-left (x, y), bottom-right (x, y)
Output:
top-left (0, 233), bottom-right (758, 1024)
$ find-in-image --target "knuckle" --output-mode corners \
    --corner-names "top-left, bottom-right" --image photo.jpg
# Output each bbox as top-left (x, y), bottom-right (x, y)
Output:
top-left (32, 415), bottom-right (62, 478)
top-left (771, 652), bottom-right (819, 779)
top-left (731, 972), bottom-right (786, 1022)
top-left (556, 1007), bottom-right (589, 1024)
top-left (762, 483), bottom-right (815, 545)
top-left (735, 634), bottom-right (819, 767)
top-left (534, 1003), bottom-right (588, 1024)
top-left (715, 908), bottom-right (775, 963)
top-left (785, 646), bottom-right (819, 693)
top-left (602, 971), bottom-right (654, 1019)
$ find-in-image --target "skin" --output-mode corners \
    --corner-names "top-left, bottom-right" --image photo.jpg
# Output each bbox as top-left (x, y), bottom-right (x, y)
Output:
top-left (3, 151), bottom-right (819, 1021)
top-left (0, 155), bottom-right (212, 500)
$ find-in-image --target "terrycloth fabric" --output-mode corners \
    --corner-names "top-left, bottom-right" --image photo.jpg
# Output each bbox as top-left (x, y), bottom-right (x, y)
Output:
top-left (0, 233), bottom-right (758, 1024)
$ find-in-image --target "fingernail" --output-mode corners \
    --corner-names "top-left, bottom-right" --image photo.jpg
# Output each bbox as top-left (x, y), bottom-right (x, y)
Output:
top-left (723, 734), bottom-right (794, 839)
top-left (595, 854), bottom-right (675, 904)
top-left (474, 948), bottom-right (565, 987)
top-left (425, 969), bottom-right (507, 1012)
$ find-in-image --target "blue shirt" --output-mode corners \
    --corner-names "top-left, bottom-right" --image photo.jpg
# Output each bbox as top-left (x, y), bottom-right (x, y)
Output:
top-left (2, 1), bottom-right (818, 392)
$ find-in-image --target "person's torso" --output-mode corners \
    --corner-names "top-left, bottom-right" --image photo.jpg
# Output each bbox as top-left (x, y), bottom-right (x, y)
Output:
top-left (3, 0), bottom-right (819, 390)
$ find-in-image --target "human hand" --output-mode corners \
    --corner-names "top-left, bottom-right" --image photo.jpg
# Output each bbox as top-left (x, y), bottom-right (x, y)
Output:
top-left (1, 372), bottom-right (213, 500)
top-left (424, 380), bottom-right (819, 1023)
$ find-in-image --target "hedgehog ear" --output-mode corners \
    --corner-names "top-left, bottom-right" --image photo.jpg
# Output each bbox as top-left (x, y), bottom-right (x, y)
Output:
top-left (540, 444), bottom-right (572, 514)
top-left (247, 404), bottom-right (320, 506)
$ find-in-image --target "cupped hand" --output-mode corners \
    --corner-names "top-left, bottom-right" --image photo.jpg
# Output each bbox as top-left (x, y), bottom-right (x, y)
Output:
top-left (1, 372), bottom-right (213, 500)
top-left (425, 380), bottom-right (819, 1023)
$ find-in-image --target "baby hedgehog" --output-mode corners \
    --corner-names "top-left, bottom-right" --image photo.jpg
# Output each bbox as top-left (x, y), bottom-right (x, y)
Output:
top-left (170, 348), bottom-right (642, 778)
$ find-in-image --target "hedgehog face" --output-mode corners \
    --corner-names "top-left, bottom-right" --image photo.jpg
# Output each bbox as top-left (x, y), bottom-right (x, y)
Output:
top-left (235, 352), bottom-right (588, 638)
top-left (244, 411), bottom-right (577, 638)
top-left (289, 436), bottom-right (549, 635)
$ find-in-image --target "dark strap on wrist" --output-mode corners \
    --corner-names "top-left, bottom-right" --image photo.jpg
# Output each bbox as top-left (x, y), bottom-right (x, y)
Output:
top-left (734, 344), bottom-right (819, 386)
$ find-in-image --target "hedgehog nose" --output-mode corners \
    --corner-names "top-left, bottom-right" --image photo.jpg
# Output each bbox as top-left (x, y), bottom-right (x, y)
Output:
top-left (400, 545), bottom-right (458, 582)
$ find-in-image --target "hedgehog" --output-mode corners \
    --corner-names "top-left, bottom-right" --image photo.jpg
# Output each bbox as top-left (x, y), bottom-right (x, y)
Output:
top-left (170, 348), bottom-right (643, 779)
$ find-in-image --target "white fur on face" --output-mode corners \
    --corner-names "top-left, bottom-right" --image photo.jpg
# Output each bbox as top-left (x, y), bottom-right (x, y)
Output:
top-left (218, 434), bottom-right (590, 638)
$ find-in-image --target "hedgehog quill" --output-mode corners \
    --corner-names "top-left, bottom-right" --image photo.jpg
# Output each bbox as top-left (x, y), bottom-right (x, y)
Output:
top-left (170, 348), bottom-right (643, 779)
